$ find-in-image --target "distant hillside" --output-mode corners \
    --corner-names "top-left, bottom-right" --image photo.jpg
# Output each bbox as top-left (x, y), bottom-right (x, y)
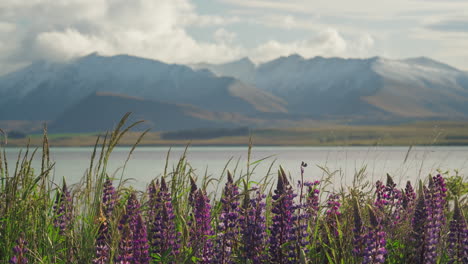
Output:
top-left (195, 55), bottom-right (468, 121)
top-left (0, 53), bottom-right (286, 121)
top-left (49, 92), bottom-right (237, 133)
top-left (2, 53), bottom-right (468, 133)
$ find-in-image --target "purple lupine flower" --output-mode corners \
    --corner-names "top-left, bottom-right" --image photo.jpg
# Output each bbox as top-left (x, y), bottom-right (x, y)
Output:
top-left (10, 234), bottom-right (28, 264)
top-left (115, 225), bottom-right (133, 264)
top-left (423, 174), bottom-right (447, 264)
top-left (102, 176), bottom-right (117, 218)
top-left (115, 193), bottom-right (150, 264)
top-left (269, 170), bottom-right (297, 263)
top-left (148, 177), bottom-right (180, 260)
top-left (190, 189), bottom-right (214, 263)
top-left (375, 175), bottom-right (403, 226)
top-left (410, 182), bottom-right (427, 263)
top-left (403, 180), bottom-right (416, 210)
top-left (304, 180), bottom-right (320, 223)
top-left (92, 212), bottom-right (110, 264)
top-left (53, 182), bottom-right (73, 235)
top-left (214, 171), bottom-right (240, 264)
top-left (352, 198), bottom-right (364, 257)
top-left (240, 187), bottom-right (267, 264)
top-left (447, 199), bottom-right (467, 263)
top-left (133, 214), bottom-right (150, 264)
top-left (325, 193), bottom-right (341, 238)
top-left (362, 208), bottom-right (387, 264)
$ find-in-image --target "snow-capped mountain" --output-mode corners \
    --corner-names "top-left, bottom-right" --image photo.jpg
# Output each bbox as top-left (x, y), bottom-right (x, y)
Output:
top-left (2, 52), bottom-right (468, 132)
top-left (196, 55), bottom-right (468, 120)
top-left (0, 53), bottom-right (286, 121)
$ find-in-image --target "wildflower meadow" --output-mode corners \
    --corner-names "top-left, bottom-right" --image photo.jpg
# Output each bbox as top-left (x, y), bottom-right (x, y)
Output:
top-left (1, 116), bottom-right (467, 263)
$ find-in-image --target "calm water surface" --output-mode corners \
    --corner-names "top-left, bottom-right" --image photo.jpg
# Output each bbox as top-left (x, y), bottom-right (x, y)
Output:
top-left (4, 146), bottom-right (468, 190)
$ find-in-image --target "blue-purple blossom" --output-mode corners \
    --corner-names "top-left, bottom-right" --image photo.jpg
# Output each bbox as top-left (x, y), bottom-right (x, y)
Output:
top-left (410, 182), bottom-right (427, 263)
top-left (148, 178), bottom-right (180, 260)
top-left (325, 193), bottom-right (341, 237)
top-left (92, 213), bottom-right (110, 264)
top-left (9, 234), bottom-right (28, 264)
top-left (447, 199), bottom-right (468, 264)
top-left (240, 187), bottom-right (267, 264)
top-left (190, 189), bottom-right (214, 263)
top-left (423, 174), bottom-right (447, 264)
top-left (115, 193), bottom-right (150, 264)
top-left (53, 182), bottom-right (73, 235)
top-left (214, 171), bottom-right (240, 264)
top-left (352, 198), bottom-right (364, 257)
top-left (269, 170), bottom-right (297, 263)
top-left (362, 208), bottom-right (387, 264)
top-left (102, 176), bottom-right (117, 218)
top-left (115, 225), bottom-right (133, 264)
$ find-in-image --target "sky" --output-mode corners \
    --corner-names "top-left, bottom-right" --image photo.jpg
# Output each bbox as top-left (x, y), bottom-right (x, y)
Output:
top-left (0, 0), bottom-right (467, 75)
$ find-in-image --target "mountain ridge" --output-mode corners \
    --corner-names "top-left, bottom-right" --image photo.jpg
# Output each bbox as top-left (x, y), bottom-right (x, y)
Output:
top-left (2, 53), bottom-right (468, 133)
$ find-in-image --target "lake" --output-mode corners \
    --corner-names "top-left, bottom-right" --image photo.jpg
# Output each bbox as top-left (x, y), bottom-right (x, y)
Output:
top-left (3, 146), bottom-right (468, 190)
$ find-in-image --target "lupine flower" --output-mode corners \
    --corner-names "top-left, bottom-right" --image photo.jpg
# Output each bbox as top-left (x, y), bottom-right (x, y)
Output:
top-left (423, 174), bottom-right (447, 264)
top-left (362, 208), bottom-right (387, 264)
top-left (352, 198), bottom-right (364, 257)
top-left (269, 169), bottom-right (297, 263)
top-left (115, 193), bottom-right (150, 264)
top-left (304, 180), bottom-right (320, 223)
top-left (148, 177), bottom-right (180, 260)
top-left (190, 189), bottom-right (214, 263)
top-left (447, 199), bottom-right (467, 263)
top-left (325, 193), bottom-right (341, 237)
top-left (133, 214), bottom-right (149, 264)
top-left (403, 181), bottom-right (416, 210)
top-left (10, 234), bottom-right (28, 264)
top-left (240, 187), bottom-right (267, 264)
top-left (92, 210), bottom-right (110, 264)
top-left (53, 182), bottom-right (73, 235)
top-left (102, 176), bottom-right (117, 218)
top-left (115, 225), bottom-right (133, 264)
top-left (375, 175), bottom-right (403, 226)
top-left (410, 182), bottom-right (427, 263)
top-left (292, 181), bottom-right (313, 257)
top-left (214, 171), bottom-right (240, 264)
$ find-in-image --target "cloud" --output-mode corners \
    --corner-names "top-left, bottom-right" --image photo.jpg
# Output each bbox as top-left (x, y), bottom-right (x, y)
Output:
top-left (252, 28), bottom-right (359, 62)
top-left (213, 28), bottom-right (237, 44)
top-left (0, 0), bottom-right (245, 74)
top-left (426, 19), bottom-right (468, 32)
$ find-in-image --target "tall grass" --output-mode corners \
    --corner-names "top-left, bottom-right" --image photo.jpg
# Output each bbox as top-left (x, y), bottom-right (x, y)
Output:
top-left (1, 115), bottom-right (467, 263)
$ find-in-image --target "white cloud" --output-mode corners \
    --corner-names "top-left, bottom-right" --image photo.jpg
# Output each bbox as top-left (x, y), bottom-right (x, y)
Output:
top-left (252, 28), bottom-right (352, 62)
top-left (0, 0), bottom-right (245, 73)
top-left (214, 28), bottom-right (237, 43)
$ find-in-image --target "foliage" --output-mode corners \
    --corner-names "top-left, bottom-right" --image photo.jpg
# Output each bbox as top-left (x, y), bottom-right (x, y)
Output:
top-left (1, 115), bottom-right (467, 263)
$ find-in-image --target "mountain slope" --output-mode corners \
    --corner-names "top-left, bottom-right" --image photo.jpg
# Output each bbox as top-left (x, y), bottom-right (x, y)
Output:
top-left (0, 53), bottom-right (286, 121)
top-left (49, 92), bottom-right (239, 133)
top-left (196, 55), bottom-right (468, 121)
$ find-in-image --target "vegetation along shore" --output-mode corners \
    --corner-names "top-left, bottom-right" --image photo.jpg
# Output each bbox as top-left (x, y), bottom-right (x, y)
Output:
top-left (1, 116), bottom-right (467, 263)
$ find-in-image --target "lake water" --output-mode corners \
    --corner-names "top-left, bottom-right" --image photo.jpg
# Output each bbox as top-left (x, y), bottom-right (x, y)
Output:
top-left (3, 146), bottom-right (468, 190)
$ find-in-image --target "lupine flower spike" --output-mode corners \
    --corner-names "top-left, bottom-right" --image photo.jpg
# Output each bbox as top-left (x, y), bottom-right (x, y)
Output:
top-left (191, 189), bottom-right (214, 263)
top-left (269, 168), bottom-right (297, 263)
top-left (115, 193), bottom-right (150, 264)
top-left (53, 181), bottom-right (73, 235)
top-left (149, 177), bottom-right (180, 260)
top-left (447, 199), bottom-right (468, 264)
top-left (362, 207), bottom-right (387, 264)
top-left (423, 174), bottom-right (447, 264)
top-left (93, 208), bottom-right (110, 264)
top-left (214, 171), bottom-right (240, 264)
top-left (10, 234), bottom-right (28, 264)
top-left (240, 187), bottom-right (267, 263)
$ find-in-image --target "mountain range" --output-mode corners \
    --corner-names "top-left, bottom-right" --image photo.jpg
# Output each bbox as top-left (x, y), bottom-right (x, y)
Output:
top-left (1, 53), bottom-right (467, 133)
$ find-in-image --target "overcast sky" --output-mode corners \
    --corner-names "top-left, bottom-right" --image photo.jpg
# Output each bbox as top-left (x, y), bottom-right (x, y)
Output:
top-left (1, 0), bottom-right (467, 75)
